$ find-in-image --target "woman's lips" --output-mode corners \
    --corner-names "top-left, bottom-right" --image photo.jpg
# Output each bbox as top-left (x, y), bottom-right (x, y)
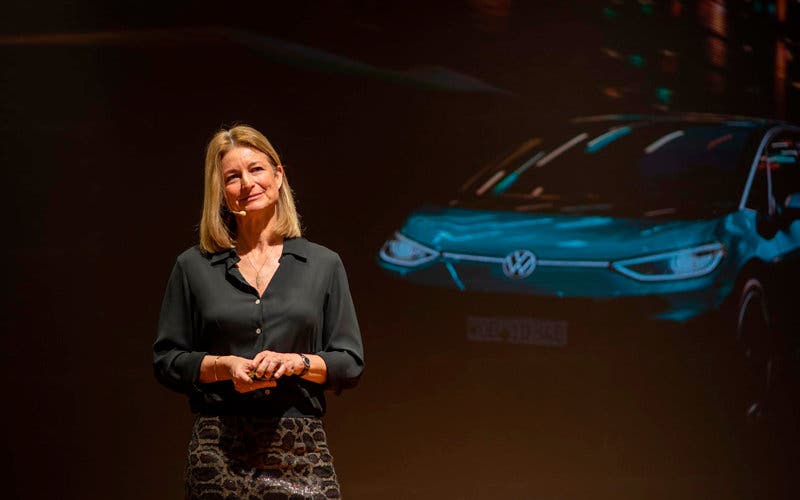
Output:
top-left (240, 192), bottom-right (264, 203)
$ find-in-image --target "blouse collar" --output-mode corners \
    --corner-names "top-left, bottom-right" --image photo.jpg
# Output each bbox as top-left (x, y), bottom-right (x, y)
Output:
top-left (208, 237), bottom-right (308, 268)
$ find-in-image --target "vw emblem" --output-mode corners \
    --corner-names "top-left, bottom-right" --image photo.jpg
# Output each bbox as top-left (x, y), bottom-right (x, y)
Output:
top-left (502, 249), bottom-right (537, 279)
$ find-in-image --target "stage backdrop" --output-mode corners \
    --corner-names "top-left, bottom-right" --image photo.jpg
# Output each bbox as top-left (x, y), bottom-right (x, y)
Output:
top-left (3, 2), bottom-right (799, 499)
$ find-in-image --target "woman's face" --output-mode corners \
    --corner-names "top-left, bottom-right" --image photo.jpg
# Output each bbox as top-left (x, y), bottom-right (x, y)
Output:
top-left (220, 146), bottom-right (283, 214)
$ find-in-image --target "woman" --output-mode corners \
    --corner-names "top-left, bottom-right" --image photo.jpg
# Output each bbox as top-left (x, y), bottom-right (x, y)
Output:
top-left (153, 124), bottom-right (364, 499)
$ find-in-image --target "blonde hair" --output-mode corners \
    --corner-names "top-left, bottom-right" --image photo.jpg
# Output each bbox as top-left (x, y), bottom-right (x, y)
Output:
top-left (200, 125), bottom-right (302, 253)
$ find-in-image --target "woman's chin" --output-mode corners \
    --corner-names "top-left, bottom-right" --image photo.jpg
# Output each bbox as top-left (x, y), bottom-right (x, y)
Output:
top-left (240, 201), bottom-right (275, 214)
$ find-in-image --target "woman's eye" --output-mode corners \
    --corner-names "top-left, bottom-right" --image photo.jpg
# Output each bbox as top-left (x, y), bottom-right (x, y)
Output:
top-left (225, 175), bottom-right (239, 183)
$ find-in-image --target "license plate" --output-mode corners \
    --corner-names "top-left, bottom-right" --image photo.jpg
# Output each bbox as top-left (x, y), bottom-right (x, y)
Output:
top-left (466, 315), bottom-right (569, 347)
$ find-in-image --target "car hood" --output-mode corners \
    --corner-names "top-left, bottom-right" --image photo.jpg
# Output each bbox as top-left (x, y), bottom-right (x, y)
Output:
top-left (399, 206), bottom-right (722, 260)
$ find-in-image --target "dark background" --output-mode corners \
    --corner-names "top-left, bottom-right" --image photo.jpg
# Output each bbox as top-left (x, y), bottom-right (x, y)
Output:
top-left (2, 1), bottom-right (799, 498)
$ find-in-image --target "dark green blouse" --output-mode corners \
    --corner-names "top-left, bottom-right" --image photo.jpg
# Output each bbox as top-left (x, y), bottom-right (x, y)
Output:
top-left (153, 237), bottom-right (364, 417)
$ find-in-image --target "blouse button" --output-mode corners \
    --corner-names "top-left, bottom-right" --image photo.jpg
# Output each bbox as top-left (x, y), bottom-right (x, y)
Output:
top-left (255, 299), bottom-right (261, 304)
top-left (255, 328), bottom-right (262, 334)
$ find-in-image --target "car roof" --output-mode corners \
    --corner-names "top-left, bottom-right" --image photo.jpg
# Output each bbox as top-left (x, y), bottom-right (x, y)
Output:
top-left (571, 112), bottom-right (792, 128)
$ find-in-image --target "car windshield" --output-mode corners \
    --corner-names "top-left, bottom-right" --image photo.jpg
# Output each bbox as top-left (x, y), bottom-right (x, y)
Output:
top-left (458, 121), bottom-right (760, 217)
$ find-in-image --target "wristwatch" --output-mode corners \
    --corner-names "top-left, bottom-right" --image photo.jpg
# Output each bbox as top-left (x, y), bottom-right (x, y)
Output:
top-left (298, 354), bottom-right (311, 376)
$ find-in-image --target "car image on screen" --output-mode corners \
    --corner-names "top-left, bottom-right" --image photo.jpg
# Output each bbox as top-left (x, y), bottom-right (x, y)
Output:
top-left (379, 114), bottom-right (800, 415)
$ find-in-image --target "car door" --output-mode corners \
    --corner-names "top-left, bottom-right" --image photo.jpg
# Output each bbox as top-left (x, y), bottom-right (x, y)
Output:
top-left (748, 129), bottom-right (800, 328)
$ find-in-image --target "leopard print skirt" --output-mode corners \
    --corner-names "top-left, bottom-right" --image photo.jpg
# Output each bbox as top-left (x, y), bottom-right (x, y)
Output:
top-left (186, 415), bottom-right (341, 499)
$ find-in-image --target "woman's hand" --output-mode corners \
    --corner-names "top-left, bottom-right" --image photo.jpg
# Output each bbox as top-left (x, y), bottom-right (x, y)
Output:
top-left (222, 355), bottom-right (278, 393)
top-left (252, 350), bottom-right (305, 380)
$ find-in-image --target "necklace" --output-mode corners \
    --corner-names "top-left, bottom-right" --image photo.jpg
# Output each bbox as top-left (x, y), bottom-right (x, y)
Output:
top-left (240, 239), bottom-right (283, 289)
top-left (245, 250), bottom-right (272, 288)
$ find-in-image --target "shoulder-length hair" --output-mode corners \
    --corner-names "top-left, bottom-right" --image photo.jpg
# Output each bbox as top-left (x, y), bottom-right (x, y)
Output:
top-left (200, 125), bottom-right (302, 253)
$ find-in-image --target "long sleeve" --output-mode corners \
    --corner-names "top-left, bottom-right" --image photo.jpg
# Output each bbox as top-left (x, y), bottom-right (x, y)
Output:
top-left (317, 255), bottom-right (365, 394)
top-left (153, 259), bottom-right (207, 395)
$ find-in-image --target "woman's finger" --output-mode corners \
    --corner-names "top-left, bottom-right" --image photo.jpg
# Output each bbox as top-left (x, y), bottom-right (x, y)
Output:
top-left (234, 366), bottom-right (253, 383)
top-left (249, 379), bottom-right (274, 390)
top-left (234, 377), bottom-right (274, 393)
top-left (264, 359), bottom-right (280, 379)
top-left (252, 350), bottom-right (270, 366)
top-left (255, 357), bottom-right (271, 378)
top-left (236, 359), bottom-right (254, 376)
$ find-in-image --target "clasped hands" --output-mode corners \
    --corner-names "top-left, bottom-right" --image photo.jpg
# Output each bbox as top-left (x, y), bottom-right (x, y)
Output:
top-left (221, 350), bottom-right (306, 394)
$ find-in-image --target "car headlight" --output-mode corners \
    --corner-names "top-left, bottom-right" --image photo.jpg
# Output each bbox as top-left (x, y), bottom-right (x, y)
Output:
top-left (379, 232), bottom-right (439, 267)
top-left (611, 243), bottom-right (725, 281)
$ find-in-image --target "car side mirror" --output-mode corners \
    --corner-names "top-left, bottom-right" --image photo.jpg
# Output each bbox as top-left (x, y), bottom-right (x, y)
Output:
top-left (783, 192), bottom-right (800, 219)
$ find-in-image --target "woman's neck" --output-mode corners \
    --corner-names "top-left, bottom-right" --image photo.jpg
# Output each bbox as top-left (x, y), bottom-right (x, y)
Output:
top-left (235, 208), bottom-right (283, 252)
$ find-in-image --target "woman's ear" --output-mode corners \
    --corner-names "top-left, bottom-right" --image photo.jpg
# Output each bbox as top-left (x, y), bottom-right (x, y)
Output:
top-left (275, 164), bottom-right (284, 190)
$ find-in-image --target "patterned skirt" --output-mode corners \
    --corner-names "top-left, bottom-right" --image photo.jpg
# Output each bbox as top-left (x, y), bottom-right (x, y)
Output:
top-left (186, 415), bottom-right (341, 499)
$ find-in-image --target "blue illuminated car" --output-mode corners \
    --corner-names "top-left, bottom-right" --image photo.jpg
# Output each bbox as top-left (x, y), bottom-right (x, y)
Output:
top-left (379, 114), bottom-right (800, 403)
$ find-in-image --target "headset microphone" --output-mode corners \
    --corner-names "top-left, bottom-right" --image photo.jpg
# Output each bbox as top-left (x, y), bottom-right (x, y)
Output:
top-left (232, 210), bottom-right (247, 216)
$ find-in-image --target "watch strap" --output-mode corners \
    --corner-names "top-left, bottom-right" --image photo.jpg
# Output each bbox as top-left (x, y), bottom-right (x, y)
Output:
top-left (298, 353), bottom-right (311, 376)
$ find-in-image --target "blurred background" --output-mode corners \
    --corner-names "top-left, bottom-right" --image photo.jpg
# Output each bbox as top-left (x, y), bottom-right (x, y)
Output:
top-left (2, 1), bottom-right (799, 498)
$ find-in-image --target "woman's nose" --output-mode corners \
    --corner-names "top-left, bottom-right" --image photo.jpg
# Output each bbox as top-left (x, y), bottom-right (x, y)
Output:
top-left (241, 171), bottom-right (254, 188)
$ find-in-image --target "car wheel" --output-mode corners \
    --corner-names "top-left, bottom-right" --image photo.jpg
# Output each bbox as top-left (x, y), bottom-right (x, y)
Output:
top-left (736, 278), bottom-right (777, 421)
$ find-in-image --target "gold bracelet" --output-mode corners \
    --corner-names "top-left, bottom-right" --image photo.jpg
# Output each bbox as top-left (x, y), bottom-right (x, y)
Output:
top-left (213, 355), bottom-right (221, 382)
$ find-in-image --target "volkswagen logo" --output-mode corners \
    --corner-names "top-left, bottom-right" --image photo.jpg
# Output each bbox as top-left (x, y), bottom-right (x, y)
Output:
top-left (502, 249), bottom-right (537, 279)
